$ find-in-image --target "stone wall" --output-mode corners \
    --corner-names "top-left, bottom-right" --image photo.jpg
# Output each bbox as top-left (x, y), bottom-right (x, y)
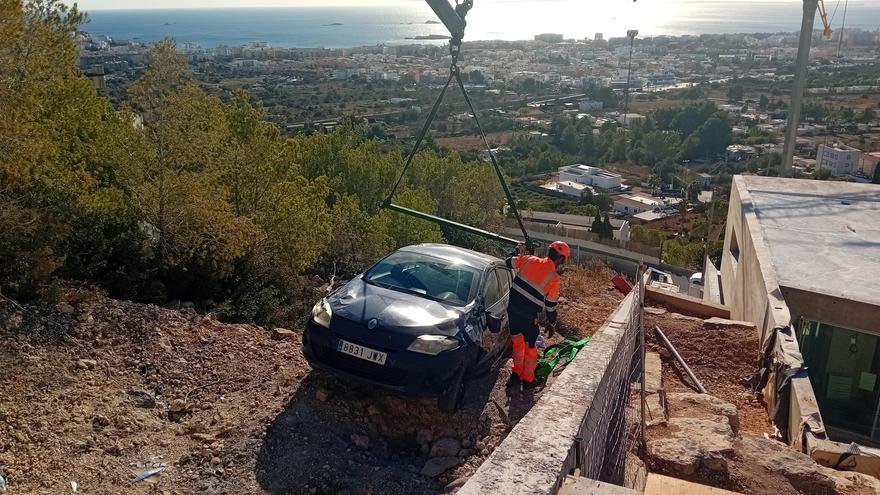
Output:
top-left (458, 287), bottom-right (642, 495)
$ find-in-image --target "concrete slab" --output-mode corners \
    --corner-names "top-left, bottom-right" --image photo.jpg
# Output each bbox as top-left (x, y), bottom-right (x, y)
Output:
top-left (738, 176), bottom-right (880, 308)
top-left (559, 478), bottom-right (640, 495)
top-left (644, 474), bottom-right (742, 494)
top-left (703, 317), bottom-right (755, 329)
top-left (645, 352), bottom-right (662, 394)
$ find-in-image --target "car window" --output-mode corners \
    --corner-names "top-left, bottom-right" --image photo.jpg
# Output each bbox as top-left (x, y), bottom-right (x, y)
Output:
top-left (497, 268), bottom-right (512, 295)
top-left (363, 251), bottom-right (481, 306)
top-left (483, 270), bottom-right (502, 306)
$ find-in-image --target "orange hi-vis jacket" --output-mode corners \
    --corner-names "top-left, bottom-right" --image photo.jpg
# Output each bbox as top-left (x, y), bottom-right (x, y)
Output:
top-left (505, 254), bottom-right (560, 323)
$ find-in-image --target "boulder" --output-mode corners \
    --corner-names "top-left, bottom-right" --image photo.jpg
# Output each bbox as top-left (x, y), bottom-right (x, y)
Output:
top-left (421, 456), bottom-right (460, 477)
top-left (645, 393), bottom-right (667, 427)
top-left (430, 438), bottom-right (461, 458)
top-left (127, 388), bottom-right (157, 409)
top-left (647, 417), bottom-right (734, 475)
top-left (665, 393), bottom-right (739, 434)
top-left (272, 328), bottom-right (296, 340)
top-left (735, 436), bottom-right (840, 494)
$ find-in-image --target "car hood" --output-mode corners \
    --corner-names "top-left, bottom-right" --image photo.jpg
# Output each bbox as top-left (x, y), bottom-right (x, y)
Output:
top-left (328, 278), bottom-right (469, 337)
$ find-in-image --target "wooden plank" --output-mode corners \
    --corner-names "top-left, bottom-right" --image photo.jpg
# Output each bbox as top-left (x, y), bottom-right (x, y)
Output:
top-left (644, 474), bottom-right (742, 495)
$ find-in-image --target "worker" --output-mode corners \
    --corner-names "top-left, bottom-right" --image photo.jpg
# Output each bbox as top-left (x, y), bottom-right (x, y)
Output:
top-left (506, 240), bottom-right (571, 388)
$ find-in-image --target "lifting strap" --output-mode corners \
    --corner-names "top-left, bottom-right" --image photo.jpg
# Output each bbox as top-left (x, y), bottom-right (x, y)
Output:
top-left (381, 3), bottom-right (533, 250)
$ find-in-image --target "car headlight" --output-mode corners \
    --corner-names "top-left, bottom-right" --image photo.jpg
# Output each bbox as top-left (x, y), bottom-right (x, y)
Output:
top-left (311, 298), bottom-right (332, 328)
top-left (407, 335), bottom-right (459, 355)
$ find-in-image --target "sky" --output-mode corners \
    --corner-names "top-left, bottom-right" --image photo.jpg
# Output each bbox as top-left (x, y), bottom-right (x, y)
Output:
top-left (76, 0), bottom-right (875, 11)
top-left (78, 0), bottom-right (431, 10)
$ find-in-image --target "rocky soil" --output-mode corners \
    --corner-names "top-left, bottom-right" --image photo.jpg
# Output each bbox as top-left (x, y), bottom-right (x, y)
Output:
top-left (0, 265), bottom-right (622, 495)
top-left (645, 309), bottom-right (772, 436)
top-left (642, 309), bottom-right (880, 495)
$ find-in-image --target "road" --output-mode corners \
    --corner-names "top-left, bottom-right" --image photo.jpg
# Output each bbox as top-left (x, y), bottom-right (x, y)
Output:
top-left (503, 227), bottom-right (696, 293)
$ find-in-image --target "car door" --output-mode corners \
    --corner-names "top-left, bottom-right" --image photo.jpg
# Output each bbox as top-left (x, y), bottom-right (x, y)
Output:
top-left (479, 266), bottom-right (512, 364)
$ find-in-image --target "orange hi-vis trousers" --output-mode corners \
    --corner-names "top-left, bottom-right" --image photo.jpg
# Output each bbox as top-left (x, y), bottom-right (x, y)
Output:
top-left (511, 334), bottom-right (539, 383)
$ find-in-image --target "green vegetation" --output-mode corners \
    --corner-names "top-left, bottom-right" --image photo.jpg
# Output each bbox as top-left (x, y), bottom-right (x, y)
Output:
top-left (0, 1), bottom-right (506, 327)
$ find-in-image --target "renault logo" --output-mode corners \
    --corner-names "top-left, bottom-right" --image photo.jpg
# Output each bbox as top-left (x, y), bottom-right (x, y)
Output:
top-left (367, 318), bottom-right (378, 330)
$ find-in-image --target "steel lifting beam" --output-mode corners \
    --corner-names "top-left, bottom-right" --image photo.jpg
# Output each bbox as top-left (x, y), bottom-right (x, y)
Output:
top-left (424, 0), bottom-right (468, 41)
top-left (385, 203), bottom-right (520, 246)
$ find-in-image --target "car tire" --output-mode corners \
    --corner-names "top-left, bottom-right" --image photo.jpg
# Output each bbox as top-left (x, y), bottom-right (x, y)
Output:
top-left (438, 363), bottom-right (467, 413)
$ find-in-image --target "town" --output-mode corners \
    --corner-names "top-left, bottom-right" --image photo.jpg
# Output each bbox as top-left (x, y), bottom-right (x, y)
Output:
top-left (78, 27), bottom-right (880, 273)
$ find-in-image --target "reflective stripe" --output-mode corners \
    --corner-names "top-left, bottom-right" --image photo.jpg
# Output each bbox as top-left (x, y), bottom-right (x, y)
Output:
top-left (539, 270), bottom-right (557, 288)
top-left (517, 272), bottom-right (548, 294)
top-left (512, 283), bottom-right (544, 306)
top-left (514, 276), bottom-right (546, 301)
top-left (545, 305), bottom-right (557, 313)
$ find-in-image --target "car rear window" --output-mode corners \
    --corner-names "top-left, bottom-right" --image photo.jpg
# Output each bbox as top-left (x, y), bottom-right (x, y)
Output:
top-left (363, 251), bottom-right (482, 306)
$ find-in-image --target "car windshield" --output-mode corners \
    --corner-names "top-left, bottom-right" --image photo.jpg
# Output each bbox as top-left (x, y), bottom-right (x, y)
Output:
top-left (363, 251), bottom-right (482, 306)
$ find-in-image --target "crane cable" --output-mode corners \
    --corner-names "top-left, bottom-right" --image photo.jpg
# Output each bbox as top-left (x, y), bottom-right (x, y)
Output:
top-left (382, 2), bottom-right (533, 250)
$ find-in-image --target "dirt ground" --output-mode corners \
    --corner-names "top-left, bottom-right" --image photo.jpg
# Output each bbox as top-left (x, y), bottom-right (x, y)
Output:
top-left (644, 310), bottom-right (772, 437)
top-left (0, 265), bottom-right (621, 495)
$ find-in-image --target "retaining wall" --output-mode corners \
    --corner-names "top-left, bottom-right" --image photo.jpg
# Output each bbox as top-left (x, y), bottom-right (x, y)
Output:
top-left (458, 288), bottom-right (641, 495)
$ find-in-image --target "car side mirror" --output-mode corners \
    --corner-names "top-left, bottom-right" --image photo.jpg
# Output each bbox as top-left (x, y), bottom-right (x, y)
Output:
top-left (485, 303), bottom-right (502, 333)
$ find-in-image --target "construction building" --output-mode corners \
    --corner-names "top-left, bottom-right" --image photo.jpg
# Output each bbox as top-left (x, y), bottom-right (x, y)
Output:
top-left (720, 176), bottom-right (880, 445)
top-left (817, 143), bottom-right (862, 177)
top-left (558, 164), bottom-right (622, 190)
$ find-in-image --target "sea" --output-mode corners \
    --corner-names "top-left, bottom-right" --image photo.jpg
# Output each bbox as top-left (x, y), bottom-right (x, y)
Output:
top-left (83, 1), bottom-right (880, 49)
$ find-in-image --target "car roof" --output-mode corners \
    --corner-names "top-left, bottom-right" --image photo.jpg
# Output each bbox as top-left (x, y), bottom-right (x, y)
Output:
top-left (397, 243), bottom-right (502, 270)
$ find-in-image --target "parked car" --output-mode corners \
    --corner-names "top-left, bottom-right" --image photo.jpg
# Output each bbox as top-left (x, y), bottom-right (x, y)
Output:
top-left (303, 244), bottom-right (512, 412)
top-left (689, 272), bottom-right (704, 286)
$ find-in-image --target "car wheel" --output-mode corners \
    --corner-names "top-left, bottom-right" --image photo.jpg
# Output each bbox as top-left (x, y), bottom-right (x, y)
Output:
top-left (438, 363), bottom-right (467, 413)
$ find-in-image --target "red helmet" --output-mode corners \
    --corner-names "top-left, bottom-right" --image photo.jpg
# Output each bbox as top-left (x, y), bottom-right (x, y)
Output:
top-left (549, 241), bottom-right (571, 263)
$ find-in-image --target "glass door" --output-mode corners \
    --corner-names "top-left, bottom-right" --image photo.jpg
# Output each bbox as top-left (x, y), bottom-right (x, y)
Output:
top-left (799, 320), bottom-right (880, 441)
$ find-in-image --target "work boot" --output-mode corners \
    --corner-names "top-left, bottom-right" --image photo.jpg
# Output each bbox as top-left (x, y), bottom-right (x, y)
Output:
top-left (520, 379), bottom-right (541, 391)
top-left (505, 373), bottom-right (521, 388)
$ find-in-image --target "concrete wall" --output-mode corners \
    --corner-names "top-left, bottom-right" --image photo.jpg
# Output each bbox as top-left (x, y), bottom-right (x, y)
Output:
top-left (781, 287), bottom-right (880, 335)
top-left (644, 286), bottom-right (730, 318)
top-left (721, 177), bottom-right (829, 453)
top-left (720, 176), bottom-right (792, 344)
top-left (458, 289), bottom-right (641, 495)
top-left (702, 256), bottom-right (722, 304)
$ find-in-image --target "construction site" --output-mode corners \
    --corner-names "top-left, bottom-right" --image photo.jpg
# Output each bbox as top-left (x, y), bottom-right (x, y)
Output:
top-left (3, 0), bottom-right (880, 493)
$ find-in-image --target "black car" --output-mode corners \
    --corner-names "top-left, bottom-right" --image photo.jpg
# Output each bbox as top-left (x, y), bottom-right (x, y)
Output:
top-left (303, 244), bottom-right (512, 412)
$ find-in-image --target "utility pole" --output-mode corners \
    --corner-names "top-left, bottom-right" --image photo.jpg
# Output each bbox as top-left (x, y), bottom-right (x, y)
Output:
top-left (623, 29), bottom-right (638, 129)
top-left (781, 0), bottom-right (819, 177)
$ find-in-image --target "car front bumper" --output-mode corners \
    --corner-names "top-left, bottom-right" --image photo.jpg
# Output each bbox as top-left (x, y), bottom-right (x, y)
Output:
top-left (302, 319), bottom-right (470, 396)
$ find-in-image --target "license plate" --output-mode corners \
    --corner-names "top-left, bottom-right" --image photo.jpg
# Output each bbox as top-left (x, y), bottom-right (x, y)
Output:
top-left (336, 339), bottom-right (388, 365)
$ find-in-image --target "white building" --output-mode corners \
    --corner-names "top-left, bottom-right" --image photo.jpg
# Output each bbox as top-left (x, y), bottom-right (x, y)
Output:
top-left (552, 180), bottom-right (594, 198)
top-left (558, 164), bottom-right (622, 190)
top-left (578, 99), bottom-right (603, 112)
top-left (817, 143), bottom-right (861, 177)
top-left (613, 193), bottom-right (679, 216)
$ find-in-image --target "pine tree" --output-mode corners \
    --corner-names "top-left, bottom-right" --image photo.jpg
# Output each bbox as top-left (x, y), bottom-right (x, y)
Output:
top-left (591, 213), bottom-right (603, 235)
top-left (602, 214), bottom-right (614, 240)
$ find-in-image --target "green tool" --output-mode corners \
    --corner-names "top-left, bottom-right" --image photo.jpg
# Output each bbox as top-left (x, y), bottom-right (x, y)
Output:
top-left (535, 336), bottom-right (591, 381)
